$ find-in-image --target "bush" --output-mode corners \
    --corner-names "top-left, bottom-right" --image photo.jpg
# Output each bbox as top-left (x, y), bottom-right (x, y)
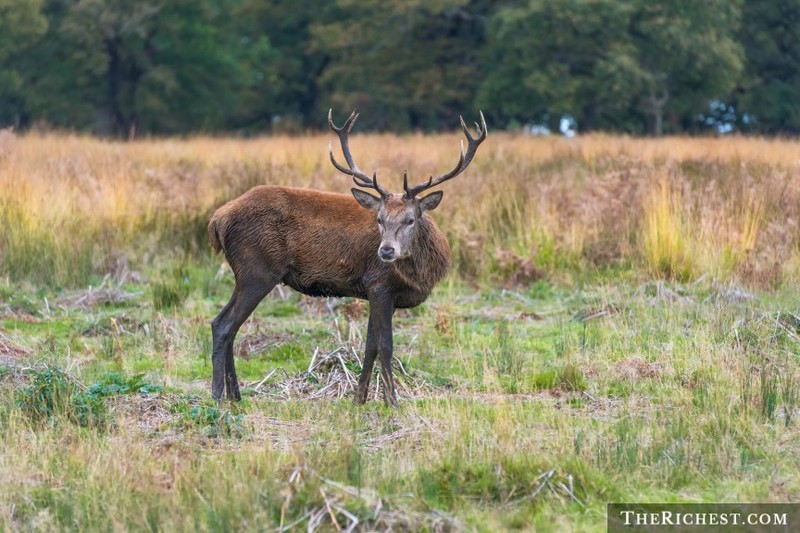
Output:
top-left (17, 368), bottom-right (107, 428)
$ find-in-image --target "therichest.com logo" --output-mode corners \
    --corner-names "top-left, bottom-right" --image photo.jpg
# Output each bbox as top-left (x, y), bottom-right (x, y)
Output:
top-left (608, 504), bottom-right (799, 532)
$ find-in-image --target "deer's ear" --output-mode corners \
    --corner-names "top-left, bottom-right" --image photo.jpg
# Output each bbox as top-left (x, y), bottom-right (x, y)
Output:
top-left (418, 191), bottom-right (443, 212)
top-left (351, 188), bottom-right (382, 211)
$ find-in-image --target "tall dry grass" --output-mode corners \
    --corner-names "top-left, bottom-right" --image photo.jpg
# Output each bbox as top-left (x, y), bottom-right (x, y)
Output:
top-left (2, 130), bottom-right (800, 287)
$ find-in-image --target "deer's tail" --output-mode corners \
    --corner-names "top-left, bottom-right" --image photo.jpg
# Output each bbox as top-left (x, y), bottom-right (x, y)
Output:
top-left (207, 214), bottom-right (224, 255)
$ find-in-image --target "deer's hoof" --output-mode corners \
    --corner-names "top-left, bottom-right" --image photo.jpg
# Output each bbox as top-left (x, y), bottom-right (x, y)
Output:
top-left (383, 397), bottom-right (399, 409)
top-left (354, 392), bottom-right (368, 405)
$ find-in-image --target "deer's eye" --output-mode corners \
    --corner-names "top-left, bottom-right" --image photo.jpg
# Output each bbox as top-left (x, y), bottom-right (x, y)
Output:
top-left (406, 219), bottom-right (414, 226)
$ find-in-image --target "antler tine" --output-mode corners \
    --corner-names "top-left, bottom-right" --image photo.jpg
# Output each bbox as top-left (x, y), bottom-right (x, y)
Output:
top-left (406, 111), bottom-right (487, 198)
top-left (328, 109), bottom-right (389, 197)
top-left (327, 108), bottom-right (359, 133)
top-left (370, 172), bottom-right (384, 193)
top-left (459, 115), bottom-right (470, 138)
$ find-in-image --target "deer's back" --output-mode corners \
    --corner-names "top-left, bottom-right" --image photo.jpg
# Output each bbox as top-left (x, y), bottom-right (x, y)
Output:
top-left (209, 186), bottom-right (382, 298)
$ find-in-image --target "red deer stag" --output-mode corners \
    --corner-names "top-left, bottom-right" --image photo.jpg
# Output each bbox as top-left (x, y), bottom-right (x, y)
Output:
top-left (208, 110), bottom-right (487, 406)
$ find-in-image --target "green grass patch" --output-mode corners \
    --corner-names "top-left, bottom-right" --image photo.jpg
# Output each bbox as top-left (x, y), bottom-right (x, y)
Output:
top-left (2, 262), bottom-right (800, 530)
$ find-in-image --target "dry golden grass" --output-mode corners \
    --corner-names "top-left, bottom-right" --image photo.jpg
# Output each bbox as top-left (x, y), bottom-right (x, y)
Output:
top-left (2, 130), bottom-right (800, 287)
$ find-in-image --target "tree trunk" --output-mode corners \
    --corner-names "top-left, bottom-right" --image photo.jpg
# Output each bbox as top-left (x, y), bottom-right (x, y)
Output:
top-left (105, 36), bottom-right (126, 136)
top-left (582, 99), bottom-right (598, 132)
top-left (104, 35), bottom-right (142, 138)
top-left (648, 86), bottom-right (669, 136)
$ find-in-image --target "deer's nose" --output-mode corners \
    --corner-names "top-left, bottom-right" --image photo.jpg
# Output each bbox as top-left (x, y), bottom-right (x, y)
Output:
top-left (379, 246), bottom-right (397, 261)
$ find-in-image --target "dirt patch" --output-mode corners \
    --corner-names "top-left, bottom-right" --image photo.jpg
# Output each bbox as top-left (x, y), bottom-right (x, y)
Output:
top-left (706, 282), bottom-right (755, 303)
top-left (0, 307), bottom-right (39, 322)
top-left (103, 254), bottom-right (145, 284)
top-left (298, 295), bottom-right (335, 317)
top-left (113, 394), bottom-right (180, 434)
top-left (0, 332), bottom-right (33, 362)
top-left (357, 411), bottom-right (441, 453)
top-left (613, 356), bottom-right (662, 381)
top-left (247, 414), bottom-right (313, 449)
top-left (517, 311), bottom-right (545, 320)
top-left (56, 285), bottom-right (140, 310)
top-left (435, 311), bottom-right (454, 335)
top-left (574, 304), bottom-right (620, 322)
top-left (81, 315), bottom-right (144, 337)
top-left (635, 281), bottom-right (693, 306)
top-left (495, 248), bottom-right (544, 287)
top-left (338, 300), bottom-right (366, 322)
top-left (298, 296), bottom-right (366, 320)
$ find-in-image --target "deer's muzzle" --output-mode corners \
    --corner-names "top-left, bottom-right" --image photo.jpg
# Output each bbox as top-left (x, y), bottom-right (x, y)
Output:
top-left (378, 244), bottom-right (398, 262)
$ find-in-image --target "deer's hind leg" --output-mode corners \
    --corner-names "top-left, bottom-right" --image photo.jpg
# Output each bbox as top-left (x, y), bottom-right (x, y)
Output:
top-left (212, 271), bottom-right (282, 400)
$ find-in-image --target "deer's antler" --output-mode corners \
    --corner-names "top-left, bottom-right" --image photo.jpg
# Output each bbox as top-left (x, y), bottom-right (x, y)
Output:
top-left (404, 111), bottom-right (487, 198)
top-left (328, 109), bottom-right (389, 198)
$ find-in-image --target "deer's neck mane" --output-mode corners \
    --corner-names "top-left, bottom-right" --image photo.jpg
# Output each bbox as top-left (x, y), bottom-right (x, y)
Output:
top-left (392, 216), bottom-right (451, 295)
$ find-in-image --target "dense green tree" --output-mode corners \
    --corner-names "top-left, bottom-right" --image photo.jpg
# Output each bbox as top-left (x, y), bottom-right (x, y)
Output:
top-left (60, 0), bottom-right (273, 135)
top-left (628, 0), bottom-right (742, 135)
top-left (735, 0), bottom-right (800, 133)
top-left (0, 0), bottom-right (48, 62)
top-left (3, 0), bottom-right (272, 135)
top-left (232, 0), bottom-right (330, 132)
top-left (0, 0), bottom-right (48, 126)
top-left (60, 0), bottom-right (162, 135)
top-left (311, 0), bottom-right (493, 131)
top-left (477, 0), bottom-right (639, 132)
top-left (479, 0), bottom-right (742, 135)
top-left (1, 0), bottom-right (798, 136)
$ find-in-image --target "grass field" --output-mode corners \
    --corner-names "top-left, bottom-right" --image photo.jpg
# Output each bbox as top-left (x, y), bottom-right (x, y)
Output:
top-left (1, 130), bottom-right (800, 531)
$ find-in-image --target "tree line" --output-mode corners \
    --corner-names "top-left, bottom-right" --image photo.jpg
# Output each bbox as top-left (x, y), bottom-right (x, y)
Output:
top-left (1, 0), bottom-right (798, 136)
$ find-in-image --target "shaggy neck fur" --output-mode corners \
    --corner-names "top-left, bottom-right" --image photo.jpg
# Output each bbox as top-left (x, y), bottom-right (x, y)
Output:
top-left (391, 215), bottom-right (451, 294)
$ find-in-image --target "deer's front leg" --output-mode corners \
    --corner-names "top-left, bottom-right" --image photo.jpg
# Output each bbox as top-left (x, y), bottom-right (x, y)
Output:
top-left (368, 293), bottom-right (397, 408)
top-left (355, 317), bottom-right (377, 405)
top-left (378, 322), bottom-right (397, 408)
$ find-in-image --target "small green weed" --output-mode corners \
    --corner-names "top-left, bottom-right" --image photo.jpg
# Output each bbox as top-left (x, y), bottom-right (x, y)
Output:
top-left (171, 398), bottom-right (245, 438)
top-left (530, 363), bottom-right (587, 392)
top-left (17, 368), bottom-right (107, 428)
top-left (87, 372), bottom-right (162, 397)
